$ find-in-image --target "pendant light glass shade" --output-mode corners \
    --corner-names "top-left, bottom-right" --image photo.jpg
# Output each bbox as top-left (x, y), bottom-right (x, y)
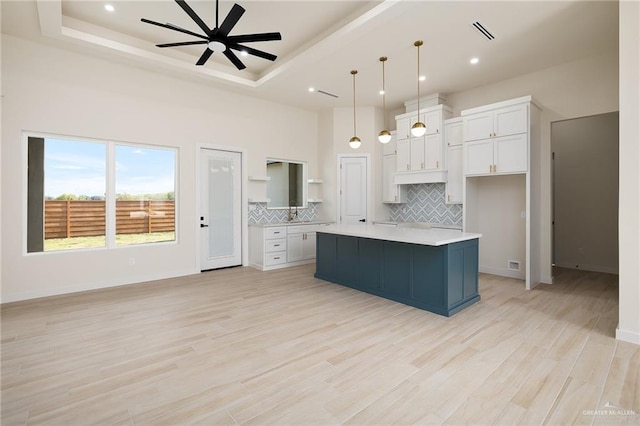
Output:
top-left (378, 56), bottom-right (391, 144)
top-left (349, 70), bottom-right (361, 149)
top-left (411, 40), bottom-right (426, 137)
top-left (378, 130), bottom-right (392, 144)
top-left (349, 136), bottom-right (362, 149)
top-left (411, 122), bottom-right (427, 137)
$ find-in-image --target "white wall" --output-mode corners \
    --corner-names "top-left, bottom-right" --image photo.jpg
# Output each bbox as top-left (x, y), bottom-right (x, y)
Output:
top-left (321, 106), bottom-right (388, 223)
top-left (466, 175), bottom-right (527, 280)
top-left (446, 50), bottom-right (619, 285)
top-left (0, 34), bottom-right (319, 302)
top-left (617, 0), bottom-right (640, 345)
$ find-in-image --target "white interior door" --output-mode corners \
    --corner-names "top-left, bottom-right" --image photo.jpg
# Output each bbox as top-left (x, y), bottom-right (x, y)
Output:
top-left (340, 156), bottom-right (368, 224)
top-left (200, 148), bottom-right (242, 270)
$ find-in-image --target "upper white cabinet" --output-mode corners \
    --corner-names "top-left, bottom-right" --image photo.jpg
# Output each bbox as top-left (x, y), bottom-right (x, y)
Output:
top-left (444, 117), bottom-right (463, 204)
top-left (462, 98), bottom-right (530, 176)
top-left (394, 104), bottom-right (453, 184)
top-left (382, 133), bottom-right (407, 203)
top-left (463, 103), bottom-right (529, 142)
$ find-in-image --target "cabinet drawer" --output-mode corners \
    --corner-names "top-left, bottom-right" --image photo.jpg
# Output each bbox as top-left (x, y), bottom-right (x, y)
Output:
top-left (265, 227), bottom-right (286, 239)
top-left (265, 238), bottom-right (286, 253)
top-left (265, 252), bottom-right (287, 266)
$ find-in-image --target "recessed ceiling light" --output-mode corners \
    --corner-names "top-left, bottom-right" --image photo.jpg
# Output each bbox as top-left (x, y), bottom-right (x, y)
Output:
top-left (470, 57), bottom-right (479, 65)
top-left (419, 75), bottom-right (426, 81)
top-left (308, 87), bottom-right (315, 92)
top-left (104, 4), bottom-right (115, 12)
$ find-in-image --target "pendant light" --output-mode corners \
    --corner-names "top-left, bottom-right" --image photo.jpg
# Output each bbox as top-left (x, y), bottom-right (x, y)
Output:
top-left (411, 40), bottom-right (427, 137)
top-left (378, 57), bottom-right (392, 144)
top-left (349, 70), bottom-right (361, 149)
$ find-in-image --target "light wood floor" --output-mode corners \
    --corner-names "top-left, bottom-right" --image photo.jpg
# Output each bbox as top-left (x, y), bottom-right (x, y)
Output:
top-left (1, 265), bottom-right (638, 425)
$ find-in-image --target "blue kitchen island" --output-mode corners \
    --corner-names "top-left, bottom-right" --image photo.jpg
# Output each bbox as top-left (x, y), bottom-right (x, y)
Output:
top-left (314, 224), bottom-right (482, 317)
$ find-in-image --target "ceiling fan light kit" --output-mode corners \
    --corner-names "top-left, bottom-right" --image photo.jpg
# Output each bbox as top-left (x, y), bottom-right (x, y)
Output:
top-left (378, 56), bottom-right (392, 144)
top-left (349, 70), bottom-right (362, 150)
top-left (411, 40), bottom-right (427, 137)
top-left (141, 0), bottom-right (281, 70)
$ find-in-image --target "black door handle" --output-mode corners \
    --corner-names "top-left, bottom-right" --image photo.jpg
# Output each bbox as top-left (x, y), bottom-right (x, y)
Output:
top-left (359, 219), bottom-right (366, 223)
top-left (200, 224), bottom-right (209, 228)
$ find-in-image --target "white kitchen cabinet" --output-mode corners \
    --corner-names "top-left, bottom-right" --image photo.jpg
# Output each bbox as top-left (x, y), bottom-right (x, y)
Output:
top-left (446, 145), bottom-right (463, 204)
top-left (383, 153), bottom-right (406, 203)
top-left (287, 224), bottom-right (322, 263)
top-left (396, 138), bottom-right (410, 172)
top-left (249, 222), bottom-right (331, 271)
top-left (394, 104), bottom-right (452, 184)
top-left (424, 133), bottom-right (442, 170)
top-left (444, 117), bottom-right (463, 204)
top-left (463, 103), bottom-right (528, 142)
top-left (464, 130), bottom-right (528, 176)
top-left (410, 137), bottom-right (425, 171)
top-left (382, 133), bottom-right (406, 203)
top-left (444, 117), bottom-right (463, 147)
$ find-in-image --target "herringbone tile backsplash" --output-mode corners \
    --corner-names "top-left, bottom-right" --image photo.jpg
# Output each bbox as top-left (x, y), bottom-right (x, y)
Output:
top-left (389, 183), bottom-right (462, 226)
top-left (249, 202), bottom-right (320, 224)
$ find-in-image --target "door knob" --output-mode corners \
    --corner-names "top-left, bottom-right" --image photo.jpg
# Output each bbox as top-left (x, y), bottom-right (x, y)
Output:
top-left (359, 219), bottom-right (366, 223)
top-left (200, 224), bottom-right (209, 228)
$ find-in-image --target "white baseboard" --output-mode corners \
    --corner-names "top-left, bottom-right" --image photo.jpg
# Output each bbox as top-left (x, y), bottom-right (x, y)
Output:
top-left (616, 326), bottom-right (640, 345)
top-left (554, 262), bottom-right (619, 275)
top-left (1, 268), bottom-right (198, 304)
top-left (479, 265), bottom-right (525, 280)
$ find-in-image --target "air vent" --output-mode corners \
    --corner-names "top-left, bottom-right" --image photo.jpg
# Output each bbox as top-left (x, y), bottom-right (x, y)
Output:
top-left (317, 89), bottom-right (338, 98)
top-left (508, 260), bottom-right (521, 271)
top-left (472, 21), bottom-right (495, 40)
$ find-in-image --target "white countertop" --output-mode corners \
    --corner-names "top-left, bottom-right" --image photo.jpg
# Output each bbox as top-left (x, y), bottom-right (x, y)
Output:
top-left (318, 223), bottom-right (481, 246)
top-left (249, 220), bottom-right (334, 228)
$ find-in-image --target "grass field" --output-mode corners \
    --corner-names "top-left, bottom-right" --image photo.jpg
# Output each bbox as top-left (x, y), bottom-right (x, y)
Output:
top-left (44, 232), bottom-right (175, 251)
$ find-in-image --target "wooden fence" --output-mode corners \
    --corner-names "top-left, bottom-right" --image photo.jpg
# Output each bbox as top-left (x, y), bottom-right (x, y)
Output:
top-left (44, 200), bottom-right (175, 239)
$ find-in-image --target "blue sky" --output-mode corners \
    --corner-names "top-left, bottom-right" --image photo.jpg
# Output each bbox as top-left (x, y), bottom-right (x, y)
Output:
top-left (44, 138), bottom-right (175, 198)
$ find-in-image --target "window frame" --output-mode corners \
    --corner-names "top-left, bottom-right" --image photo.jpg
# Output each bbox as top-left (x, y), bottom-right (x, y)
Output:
top-left (23, 132), bottom-right (179, 255)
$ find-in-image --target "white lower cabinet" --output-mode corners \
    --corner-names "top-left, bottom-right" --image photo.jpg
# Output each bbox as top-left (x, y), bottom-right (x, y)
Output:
top-left (249, 222), bottom-right (331, 271)
top-left (287, 225), bottom-right (317, 262)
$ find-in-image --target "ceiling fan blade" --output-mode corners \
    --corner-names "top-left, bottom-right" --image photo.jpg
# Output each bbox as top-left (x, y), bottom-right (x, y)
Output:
top-left (223, 49), bottom-right (246, 70)
top-left (157, 40), bottom-right (208, 48)
top-left (175, 0), bottom-right (212, 37)
top-left (230, 44), bottom-right (277, 61)
top-left (227, 32), bottom-right (282, 43)
top-left (218, 3), bottom-right (245, 36)
top-left (196, 48), bottom-right (214, 66)
top-left (141, 18), bottom-right (208, 40)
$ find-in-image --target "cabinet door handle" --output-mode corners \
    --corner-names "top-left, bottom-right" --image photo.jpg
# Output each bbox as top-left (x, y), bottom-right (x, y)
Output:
top-left (274, 256), bottom-right (280, 260)
top-left (394, 195), bottom-right (397, 202)
top-left (436, 161), bottom-right (439, 169)
top-left (421, 162), bottom-right (424, 169)
top-left (274, 244), bottom-right (280, 247)
top-left (406, 164), bottom-right (410, 171)
top-left (448, 194), bottom-right (450, 202)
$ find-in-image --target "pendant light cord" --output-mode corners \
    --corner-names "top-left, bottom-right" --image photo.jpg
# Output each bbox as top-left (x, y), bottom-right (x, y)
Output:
top-left (416, 41), bottom-right (421, 118)
top-left (382, 58), bottom-right (387, 127)
top-left (352, 70), bottom-right (357, 136)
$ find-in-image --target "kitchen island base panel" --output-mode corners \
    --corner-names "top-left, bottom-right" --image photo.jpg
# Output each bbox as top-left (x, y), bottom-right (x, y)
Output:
top-left (315, 233), bottom-right (480, 317)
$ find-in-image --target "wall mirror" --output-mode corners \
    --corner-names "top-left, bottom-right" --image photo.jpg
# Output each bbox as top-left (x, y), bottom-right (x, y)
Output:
top-left (266, 159), bottom-right (307, 209)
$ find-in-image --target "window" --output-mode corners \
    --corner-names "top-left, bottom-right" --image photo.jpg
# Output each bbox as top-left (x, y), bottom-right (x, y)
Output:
top-left (27, 135), bottom-right (177, 253)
